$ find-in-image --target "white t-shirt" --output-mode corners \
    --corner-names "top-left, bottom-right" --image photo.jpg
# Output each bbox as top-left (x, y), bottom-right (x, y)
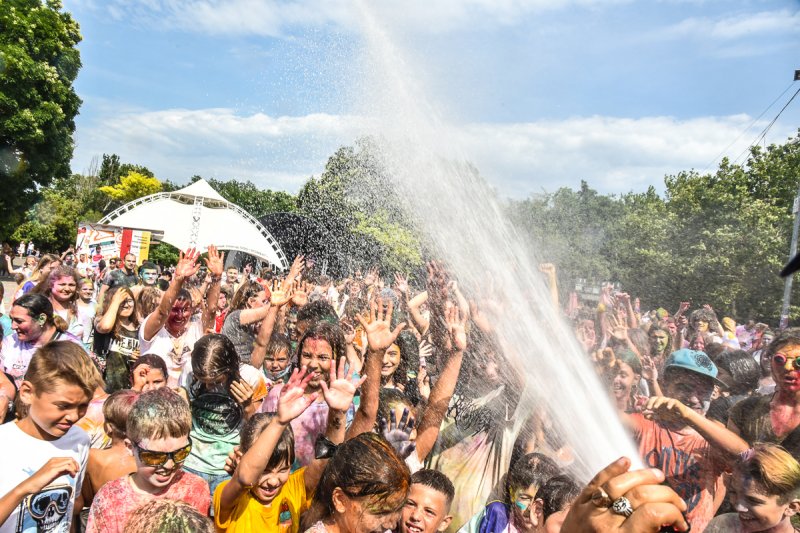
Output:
top-left (0, 332), bottom-right (85, 388)
top-left (138, 314), bottom-right (204, 388)
top-left (0, 422), bottom-right (90, 533)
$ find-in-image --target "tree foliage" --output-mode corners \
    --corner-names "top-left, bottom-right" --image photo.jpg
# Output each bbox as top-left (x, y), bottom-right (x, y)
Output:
top-left (511, 132), bottom-right (800, 323)
top-left (0, 0), bottom-right (82, 239)
top-left (99, 171), bottom-right (161, 205)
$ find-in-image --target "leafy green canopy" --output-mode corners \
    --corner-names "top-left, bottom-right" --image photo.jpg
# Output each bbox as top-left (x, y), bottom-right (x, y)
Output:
top-left (0, 0), bottom-right (82, 238)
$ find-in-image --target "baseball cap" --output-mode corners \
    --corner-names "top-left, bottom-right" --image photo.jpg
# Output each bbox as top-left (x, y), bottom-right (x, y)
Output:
top-left (664, 349), bottom-right (725, 386)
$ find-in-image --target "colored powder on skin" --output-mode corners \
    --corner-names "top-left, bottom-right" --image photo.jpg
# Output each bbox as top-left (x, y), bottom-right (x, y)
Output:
top-left (515, 501), bottom-right (526, 510)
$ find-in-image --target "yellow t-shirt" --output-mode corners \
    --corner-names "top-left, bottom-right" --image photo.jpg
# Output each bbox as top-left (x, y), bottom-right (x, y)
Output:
top-left (213, 467), bottom-right (309, 532)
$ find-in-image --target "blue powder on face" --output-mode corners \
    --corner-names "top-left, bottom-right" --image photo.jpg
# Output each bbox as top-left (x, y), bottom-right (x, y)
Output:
top-left (515, 501), bottom-right (526, 510)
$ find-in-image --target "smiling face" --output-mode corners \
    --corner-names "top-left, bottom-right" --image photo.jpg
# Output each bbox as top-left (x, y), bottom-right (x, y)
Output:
top-left (51, 275), bottom-right (77, 303)
top-left (79, 282), bottom-right (94, 302)
top-left (19, 380), bottom-right (91, 440)
top-left (127, 435), bottom-right (190, 493)
top-left (382, 344), bottom-right (402, 380)
top-left (140, 268), bottom-right (158, 286)
top-left (10, 305), bottom-right (45, 343)
top-left (664, 369), bottom-right (714, 414)
top-left (251, 461), bottom-right (292, 505)
top-left (651, 331), bottom-right (669, 355)
top-left (729, 474), bottom-right (799, 532)
top-left (166, 299), bottom-right (194, 333)
top-left (299, 338), bottom-right (333, 390)
top-left (611, 361), bottom-right (638, 402)
top-left (401, 484), bottom-right (452, 533)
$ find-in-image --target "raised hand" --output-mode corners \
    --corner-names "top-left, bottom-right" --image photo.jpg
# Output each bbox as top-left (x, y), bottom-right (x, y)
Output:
top-left (393, 273), bottom-right (409, 295)
top-left (356, 298), bottom-right (406, 353)
top-left (230, 379), bottom-right (255, 406)
top-left (286, 255), bottom-right (305, 285)
top-left (291, 281), bottom-right (309, 307)
top-left (640, 356), bottom-right (658, 383)
top-left (270, 280), bottom-right (295, 307)
top-left (379, 408), bottom-right (416, 459)
top-left (320, 356), bottom-right (366, 412)
top-left (417, 366), bottom-right (430, 402)
top-left (276, 367), bottom-right (318, 424)
top-left (643, 396), bottom-right (691, 424)
top-left (175, 248), bottom-right (201, 279)
top-left (446, 304), bottom-right (468, 352)
top-left (203, 245), bottom-right (225, 278)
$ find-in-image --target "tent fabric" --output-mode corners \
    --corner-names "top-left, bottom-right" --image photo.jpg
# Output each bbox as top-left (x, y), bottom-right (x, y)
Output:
top-left (99, 179), bottom-right (288, 269)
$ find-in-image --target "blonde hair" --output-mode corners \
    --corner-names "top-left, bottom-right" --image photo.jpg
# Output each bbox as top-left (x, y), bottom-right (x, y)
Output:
top-left (137, 286), bottom-right (162, 321)
top-left (122, 499), bottom-right (213, 533)
top-left (24, 341), bottom-right (103, 399)
top-left (126, 388), bottom-right (191, 444)
top-left (738, 443), bottom-right (800, 502)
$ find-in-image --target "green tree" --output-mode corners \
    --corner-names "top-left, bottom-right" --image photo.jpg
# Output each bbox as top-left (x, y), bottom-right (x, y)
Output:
top-left (99, 171), bottom-right (161, 208)
top-left (148, 242), bottom-right (180, 267)
top-left (0, 0), bottom-right (82, 238)
top-left (11, 188), bottom-right (81, 251)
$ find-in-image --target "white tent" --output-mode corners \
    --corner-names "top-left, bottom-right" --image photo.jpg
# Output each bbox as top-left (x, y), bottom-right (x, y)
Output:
top-left (100, 179), bottom-right (288, 269)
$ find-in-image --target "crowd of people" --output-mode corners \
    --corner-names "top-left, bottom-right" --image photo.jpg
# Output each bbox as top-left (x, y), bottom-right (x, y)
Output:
top-left (0, 243), bottom-right (799, 533)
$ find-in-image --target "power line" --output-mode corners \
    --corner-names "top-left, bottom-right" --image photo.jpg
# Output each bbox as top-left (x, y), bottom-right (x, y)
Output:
top-left (702, 81), bottom-right (796, 173)
top-left (732, 84), bottom-right (800, 166)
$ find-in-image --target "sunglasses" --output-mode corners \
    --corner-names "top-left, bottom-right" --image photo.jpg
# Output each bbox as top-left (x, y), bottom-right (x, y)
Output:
top-left (134, 439), bottom-right (192, 467)
top-left (773, 353), bottom-right (800, 370)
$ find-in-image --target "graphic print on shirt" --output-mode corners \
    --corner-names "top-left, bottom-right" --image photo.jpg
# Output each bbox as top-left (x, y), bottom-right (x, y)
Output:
top-left (192, 391), bottom-right (242, 436)
top-left (643, 445), bottom-right (703, 512)
top-left (15, 484), bottom-right (73, 533)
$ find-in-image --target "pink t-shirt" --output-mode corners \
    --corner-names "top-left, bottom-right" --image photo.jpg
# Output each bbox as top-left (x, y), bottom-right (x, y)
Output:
top-left (259, 384), bottom-right (330, 469)
top-left (85, 471), bottom-right (210, 533)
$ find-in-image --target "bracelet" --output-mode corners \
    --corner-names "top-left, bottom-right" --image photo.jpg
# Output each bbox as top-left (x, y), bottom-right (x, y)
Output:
top-left (210, 275), bottom-right (221, 283)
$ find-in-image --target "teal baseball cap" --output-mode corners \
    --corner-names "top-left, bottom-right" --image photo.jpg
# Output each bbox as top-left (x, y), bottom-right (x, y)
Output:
top-left (664, 349), bottom-right (724, 385)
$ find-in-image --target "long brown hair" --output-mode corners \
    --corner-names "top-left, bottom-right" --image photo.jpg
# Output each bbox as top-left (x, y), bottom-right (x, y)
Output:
top-left (102, 286), bottom-right (140, 339)
top-left (302, 433), bottom-right (410, 528)
top-left (230, 280), bottom-right (265, 311)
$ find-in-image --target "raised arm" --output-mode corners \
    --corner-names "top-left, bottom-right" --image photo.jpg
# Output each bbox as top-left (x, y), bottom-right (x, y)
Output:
top-left (345, 298), bottom-right (406, 439)
top-left (218, 368), bottom-right (317, 515)
top-left (200, 245), bottom-right (224, 332)
top-left (250, 281), bottom-right (294, 370)
top-left (305, 357), bottom-right (366, 494)
top-left (94, 288), bottom-right (127, 334)
top-left (644, 396), bottom-right (748, 456)
top-left (142, 248), bottom-right (199, 341)
top-left (415, 304), bottom-right (466, 462)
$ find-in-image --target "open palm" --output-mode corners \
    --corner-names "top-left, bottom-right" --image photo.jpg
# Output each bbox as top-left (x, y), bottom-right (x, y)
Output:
top-left (320, 357), bottom-right (366, 412)
top-left (277, 368), bottom-right (318, 424)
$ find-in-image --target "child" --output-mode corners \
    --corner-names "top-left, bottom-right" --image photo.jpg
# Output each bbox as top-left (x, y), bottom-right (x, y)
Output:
top-left (130, 354), bottom-right (169, 392)
top-left (399, 469), bottom-right (455, 533)
top-left (706, 444), bottom-right (800, 533)
top-left (623, 348), bottom-right (750, 531)
top-left (214, 360), bottom-right (364, 531)
top-left (85, 388), bottom-right (210, 533)
top-left (462, 453), bottom-right (560, 533)
top-left (180, 334), bottom-right (267, 499)
top-left (535, 475), bottom-right (580, 533)
top-left (81, 390), bottom-right (140, 506)
top-left (122, 499), bottom-right (214, 533)
top-left (0, 341), bottom-right (103, 532)
top-left (263, 333), bottom-right (293, 387)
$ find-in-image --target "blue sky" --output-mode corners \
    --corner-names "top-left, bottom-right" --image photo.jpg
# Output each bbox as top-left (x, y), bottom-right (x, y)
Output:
top-left (64, 0), bottom-right (800, 197)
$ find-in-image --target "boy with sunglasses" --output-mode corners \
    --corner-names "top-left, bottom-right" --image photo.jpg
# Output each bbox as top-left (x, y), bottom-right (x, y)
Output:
top-left (728, 327), bottom-right (800, 458)
top-left (86, 388), bottom-right (210, 533)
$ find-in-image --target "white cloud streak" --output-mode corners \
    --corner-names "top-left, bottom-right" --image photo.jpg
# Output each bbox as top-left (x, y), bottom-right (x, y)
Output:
top-left (72, 107), bottom-right (794, 196)
top-left (662, 9), bottom-right (800, 40)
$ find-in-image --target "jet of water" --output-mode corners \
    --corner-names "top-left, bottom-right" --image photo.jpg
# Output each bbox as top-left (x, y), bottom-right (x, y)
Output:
top-left (351, 1), bottom-right (643, 485)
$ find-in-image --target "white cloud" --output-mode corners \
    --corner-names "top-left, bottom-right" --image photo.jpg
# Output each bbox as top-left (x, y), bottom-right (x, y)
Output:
top-left (662, 9), bottom-right (800, 40)
top-left (72, 107), bottom-right (795, 197)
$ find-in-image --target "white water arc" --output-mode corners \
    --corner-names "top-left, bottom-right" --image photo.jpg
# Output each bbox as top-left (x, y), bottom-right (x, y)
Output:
top-left (350, 2), bottom-right (643, 483)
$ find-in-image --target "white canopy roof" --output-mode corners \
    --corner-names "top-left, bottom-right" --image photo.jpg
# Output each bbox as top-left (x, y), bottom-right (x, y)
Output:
top-left (100, 178), bottom-right (288, 269)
